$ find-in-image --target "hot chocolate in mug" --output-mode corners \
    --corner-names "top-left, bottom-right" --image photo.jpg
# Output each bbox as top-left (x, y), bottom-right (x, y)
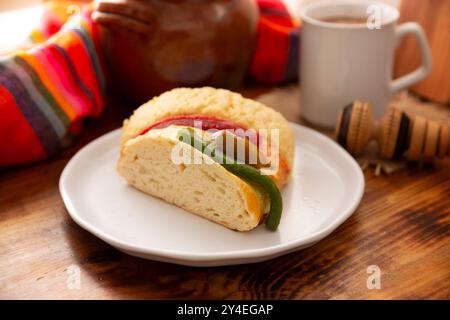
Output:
top-left (300, 0), bottom-right (432, 128)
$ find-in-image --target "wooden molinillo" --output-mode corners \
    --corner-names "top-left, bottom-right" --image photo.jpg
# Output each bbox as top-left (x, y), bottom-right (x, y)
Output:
top-left (336, 100), bottom-right (450, 161)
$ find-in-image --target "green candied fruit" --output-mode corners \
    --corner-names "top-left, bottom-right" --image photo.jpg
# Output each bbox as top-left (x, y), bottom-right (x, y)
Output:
top-left (176, 127), bottom-right (283, 231)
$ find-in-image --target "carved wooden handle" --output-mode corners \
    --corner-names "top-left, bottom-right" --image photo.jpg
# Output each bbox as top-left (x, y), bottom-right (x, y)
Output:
top-left (91, 0), bottom-right (155, 34)
top-left (336, 101), bottom-right (450, 161)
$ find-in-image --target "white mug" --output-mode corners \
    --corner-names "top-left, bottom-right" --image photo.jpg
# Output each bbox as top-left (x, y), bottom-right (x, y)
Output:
top-left (300, 0), bottom-right (432, 128)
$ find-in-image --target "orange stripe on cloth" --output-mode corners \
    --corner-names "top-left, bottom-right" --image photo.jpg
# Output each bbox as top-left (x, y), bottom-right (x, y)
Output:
top-left (16, 51), bottom-right (78, 120)
top-left (50, 28), bottom-right (102, 114)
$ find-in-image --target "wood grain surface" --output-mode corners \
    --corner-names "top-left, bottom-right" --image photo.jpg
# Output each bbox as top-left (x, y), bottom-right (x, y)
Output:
top-left (1, 88), bottom-right (449, 299)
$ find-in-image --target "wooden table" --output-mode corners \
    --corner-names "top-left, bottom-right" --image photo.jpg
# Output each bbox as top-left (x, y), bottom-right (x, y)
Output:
top-left (1, 88), bottom-right (449, 299)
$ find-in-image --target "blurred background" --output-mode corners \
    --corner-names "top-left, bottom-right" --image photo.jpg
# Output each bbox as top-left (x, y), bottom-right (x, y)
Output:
top-left (0, 0), bottom-right (448, 106)
top-left (0, 0), bottom-right (400, 51)
top-left (0, 0), bottom-right (405, 56)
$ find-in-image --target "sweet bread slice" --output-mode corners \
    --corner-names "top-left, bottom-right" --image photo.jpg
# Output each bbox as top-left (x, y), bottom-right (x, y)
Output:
top-left (117, 87), bottom-right (295, 231)
top-left (117, 126), bottom-right (264, 231)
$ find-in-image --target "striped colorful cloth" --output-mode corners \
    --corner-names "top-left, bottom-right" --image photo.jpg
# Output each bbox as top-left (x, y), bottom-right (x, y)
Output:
top-left (251, 0), bottom-right (300, 83)
top-left (0, 0), bottom-right (299, 167)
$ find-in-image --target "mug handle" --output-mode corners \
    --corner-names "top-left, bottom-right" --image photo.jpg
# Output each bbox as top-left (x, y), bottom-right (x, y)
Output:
top-left (390, 22), bottom-right (432, 93)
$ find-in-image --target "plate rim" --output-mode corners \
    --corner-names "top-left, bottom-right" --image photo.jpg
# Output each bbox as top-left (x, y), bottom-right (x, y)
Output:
top-left (59, 123), bottom-right (364, 262)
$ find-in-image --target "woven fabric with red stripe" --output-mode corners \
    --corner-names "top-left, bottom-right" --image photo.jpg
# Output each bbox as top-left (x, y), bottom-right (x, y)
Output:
top-left (0, 0), bottom-right (299, 166)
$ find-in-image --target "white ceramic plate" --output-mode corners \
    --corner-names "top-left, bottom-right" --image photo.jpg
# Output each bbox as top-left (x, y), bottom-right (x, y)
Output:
top-left (60, 123), bottom-right (364, 266)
